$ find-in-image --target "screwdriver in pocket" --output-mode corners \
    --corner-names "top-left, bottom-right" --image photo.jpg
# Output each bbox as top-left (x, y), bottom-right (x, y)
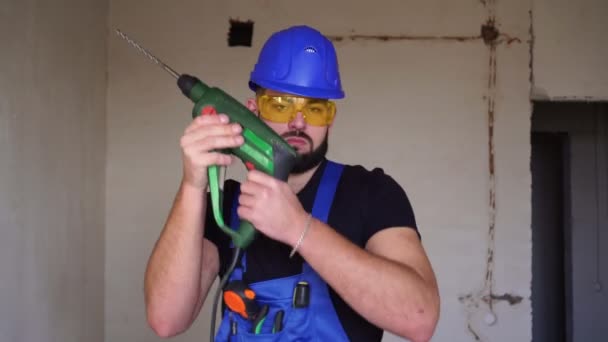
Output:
top-left (272, 310), bottom-right (284, 333)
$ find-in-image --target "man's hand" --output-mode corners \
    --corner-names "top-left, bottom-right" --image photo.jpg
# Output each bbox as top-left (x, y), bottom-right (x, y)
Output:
top-left (237, 170), bottom-right (308, 246)
top-left (180, 112), bottom-right (244, 189)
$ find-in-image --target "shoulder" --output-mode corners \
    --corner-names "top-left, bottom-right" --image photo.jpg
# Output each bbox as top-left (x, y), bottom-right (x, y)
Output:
top-left (330, 160), bottom-right (419, 240)
top-left (336, 161), bottom-right (407, 197)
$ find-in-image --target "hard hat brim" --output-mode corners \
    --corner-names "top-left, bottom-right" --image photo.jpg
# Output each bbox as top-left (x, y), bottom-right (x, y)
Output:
top-left (249, 80), bottom-right (345, 100)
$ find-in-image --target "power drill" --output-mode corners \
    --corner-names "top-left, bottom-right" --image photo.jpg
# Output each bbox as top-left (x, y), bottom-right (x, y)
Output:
top-left (115, 29), bottom-right (298, 249)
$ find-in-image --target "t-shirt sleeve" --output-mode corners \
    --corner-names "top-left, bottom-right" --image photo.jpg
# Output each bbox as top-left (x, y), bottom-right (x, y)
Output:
top-left (361, 168), bottom-right (419, 244)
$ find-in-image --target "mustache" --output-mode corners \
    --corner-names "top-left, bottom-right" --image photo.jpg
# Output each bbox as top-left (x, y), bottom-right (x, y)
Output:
top-left (281, 131), bottom-right (313, 146)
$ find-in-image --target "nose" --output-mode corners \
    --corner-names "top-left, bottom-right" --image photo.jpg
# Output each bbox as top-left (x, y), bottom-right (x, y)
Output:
top-left (288, 111), bottom-right (307, 131)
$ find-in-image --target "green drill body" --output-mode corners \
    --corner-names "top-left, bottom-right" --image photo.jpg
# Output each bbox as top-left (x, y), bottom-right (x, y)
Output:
top-left (179, 74), bottom-right (298, 248)
top-left (114, 28), bottom-right (296, 248)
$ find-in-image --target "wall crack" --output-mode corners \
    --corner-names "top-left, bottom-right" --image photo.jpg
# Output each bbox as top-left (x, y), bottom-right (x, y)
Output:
top-left (327, 34), bottom-right (483, 43)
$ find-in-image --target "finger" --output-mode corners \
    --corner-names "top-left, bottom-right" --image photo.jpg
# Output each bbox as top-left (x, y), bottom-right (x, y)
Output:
top-left (185, 114), bottom-right (230, 134)
top-left (186, 151), bottom-right (234, 167)
top-left (207, 152), bottom-right (234, 166)
top-left (185, 135), bottom-right (244, 153)
top-left (181, 122), bottom-right (242, 147)
top-left (238, 193), bottom-right (256, 208)
top-left (246, 170), bottom-right (275, 186)
top-left (237, 206), bottom-right (254, 223)
top-left (239, 180), bottom-right (265, 196)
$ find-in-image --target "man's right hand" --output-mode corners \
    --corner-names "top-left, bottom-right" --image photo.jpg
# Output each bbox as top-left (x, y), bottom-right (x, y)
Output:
top-left (180, 111), bottom-right (244, 189)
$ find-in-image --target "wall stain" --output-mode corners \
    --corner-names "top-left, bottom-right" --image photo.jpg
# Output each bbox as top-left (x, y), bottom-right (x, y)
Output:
top-left (483, 293), bottom-right (524, 305)
top-left (481, 20), bottom-right (500, 45)
top-left (529, 9), bottom-right (535, 93)
top-left (328, 34), bottom-right (482, 43)
top-left (468, 323), bottom-right (482, 341)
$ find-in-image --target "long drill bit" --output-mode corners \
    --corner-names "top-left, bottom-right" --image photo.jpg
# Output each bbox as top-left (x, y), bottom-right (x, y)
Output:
top-left (115, 28), bottom-right (228, 188)
top-left (115, 29), bottom-right (180, 80)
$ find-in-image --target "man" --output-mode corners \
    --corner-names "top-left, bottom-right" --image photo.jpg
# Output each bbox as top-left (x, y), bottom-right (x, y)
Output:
top-left (144, 25), bottom-right (440, 342)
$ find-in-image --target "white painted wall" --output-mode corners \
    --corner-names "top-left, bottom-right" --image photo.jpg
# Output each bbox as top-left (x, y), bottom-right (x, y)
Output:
top-left (0, 0), bottom-right (107, 341)
top-left (532, 0), bottom-right (608, 100)
top-left (107, 1), bottom-right (533, 341)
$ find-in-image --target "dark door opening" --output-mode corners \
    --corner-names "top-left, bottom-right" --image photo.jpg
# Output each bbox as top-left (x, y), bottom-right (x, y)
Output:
top-left (531, 102), bottom-right (607, 342)
top-left (531, 131), bottom-right (568, 342)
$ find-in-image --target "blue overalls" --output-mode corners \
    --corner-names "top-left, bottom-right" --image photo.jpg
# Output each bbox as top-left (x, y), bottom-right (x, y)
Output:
top-left (214, 161), bottom-right (350, 341)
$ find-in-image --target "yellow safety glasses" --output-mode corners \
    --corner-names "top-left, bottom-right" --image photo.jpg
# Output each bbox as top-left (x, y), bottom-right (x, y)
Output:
top-left (257, 95), bottom-right (336, 126)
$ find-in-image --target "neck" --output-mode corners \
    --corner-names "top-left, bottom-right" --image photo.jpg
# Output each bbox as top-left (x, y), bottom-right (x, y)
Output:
top-left (287, 163), bottom-right (322, 194)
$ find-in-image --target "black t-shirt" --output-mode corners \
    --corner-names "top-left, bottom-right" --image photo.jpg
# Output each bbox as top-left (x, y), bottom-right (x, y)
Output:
top-left (204, 158), bottom-right (418, 342)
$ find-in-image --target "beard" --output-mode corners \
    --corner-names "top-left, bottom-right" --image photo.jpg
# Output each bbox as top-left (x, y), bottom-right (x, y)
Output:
top-left (282, 131), bottom-right (328, 174)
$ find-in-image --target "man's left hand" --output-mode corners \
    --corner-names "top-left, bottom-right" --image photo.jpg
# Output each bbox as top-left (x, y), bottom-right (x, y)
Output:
top-left (237, 170), bottom-right (308, 246)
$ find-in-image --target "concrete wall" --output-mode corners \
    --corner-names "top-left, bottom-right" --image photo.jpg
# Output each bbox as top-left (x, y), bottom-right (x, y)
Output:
top-left (0, 1), bottom-right (107, 342)
top-left (532, 0), bottom-right (608, 100)
top-left (107, 1), bottom-right (532, 341)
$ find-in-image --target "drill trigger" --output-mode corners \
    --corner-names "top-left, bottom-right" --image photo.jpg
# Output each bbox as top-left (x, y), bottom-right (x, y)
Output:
top-left (201, 105), bottom-right (217, 116)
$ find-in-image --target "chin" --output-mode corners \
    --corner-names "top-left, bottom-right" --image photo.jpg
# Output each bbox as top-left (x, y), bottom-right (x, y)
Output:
top-left (296, 147), bottom-right (313, 155)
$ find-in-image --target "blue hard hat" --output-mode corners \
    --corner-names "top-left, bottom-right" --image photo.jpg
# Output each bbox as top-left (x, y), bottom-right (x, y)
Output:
top-left (249, 25), bottom-right (345, 99)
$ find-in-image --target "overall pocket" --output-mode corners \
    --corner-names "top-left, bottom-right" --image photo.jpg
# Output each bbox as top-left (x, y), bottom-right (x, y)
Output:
top-left (227, 298), bottom-right (315, 342)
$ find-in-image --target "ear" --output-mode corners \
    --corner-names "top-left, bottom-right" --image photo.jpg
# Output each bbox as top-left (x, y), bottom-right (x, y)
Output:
top-left (246, 98), bottom-right (258, 113)
top-left (328, 108), bottom-right (337, 132)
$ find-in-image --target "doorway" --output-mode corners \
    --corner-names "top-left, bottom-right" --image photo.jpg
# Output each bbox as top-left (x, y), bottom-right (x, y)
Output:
top-left (531, 102), bottom-right (607, 342)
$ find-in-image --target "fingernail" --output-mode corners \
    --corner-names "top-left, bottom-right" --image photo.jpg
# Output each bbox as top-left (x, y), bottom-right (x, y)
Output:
top-left (236, 136), bottom-right (244, 144)
top-left (219, 114), bottom-right (229, 123)
top-left (232, 124), bottom-right (242, 133)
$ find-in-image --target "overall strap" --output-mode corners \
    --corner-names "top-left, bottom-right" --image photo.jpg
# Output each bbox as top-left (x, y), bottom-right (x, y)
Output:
top-left (311, 161), bottom-right (344, 223)
top-left (303, 161), bottom-right (344, 273)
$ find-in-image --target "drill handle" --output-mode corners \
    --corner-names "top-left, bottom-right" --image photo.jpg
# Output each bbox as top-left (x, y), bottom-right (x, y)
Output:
top-left (207, 165), bottom-right (257, 248)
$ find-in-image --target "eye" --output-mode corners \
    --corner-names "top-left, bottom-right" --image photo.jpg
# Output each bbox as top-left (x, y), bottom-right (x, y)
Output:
top-left (308, 105), bottom-right (326, 114)
top-left (272, 103), bottom-right (287, 112)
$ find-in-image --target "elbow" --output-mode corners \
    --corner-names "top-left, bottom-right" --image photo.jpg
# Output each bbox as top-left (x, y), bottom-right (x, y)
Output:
top-left (146, 308), bottom-right (189, 338)
top-left (144, 286), bottom-right (193, 338)
top-left (404, 321), bottom-right (438, 342)
top-left (395, 299), bottom-right (440, 342)
top-left (395, 315), bottom-right (439, 342)
top-left (144, 280), bottom-right (201, 338)
top-left (147, 316), bottom-right (179, 338)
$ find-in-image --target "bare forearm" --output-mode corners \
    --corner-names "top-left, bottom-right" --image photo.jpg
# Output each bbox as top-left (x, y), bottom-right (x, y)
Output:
top-left (144, 181), bottom-right (208, 335)
top-left (297, 219), bottom-right (438, 341)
